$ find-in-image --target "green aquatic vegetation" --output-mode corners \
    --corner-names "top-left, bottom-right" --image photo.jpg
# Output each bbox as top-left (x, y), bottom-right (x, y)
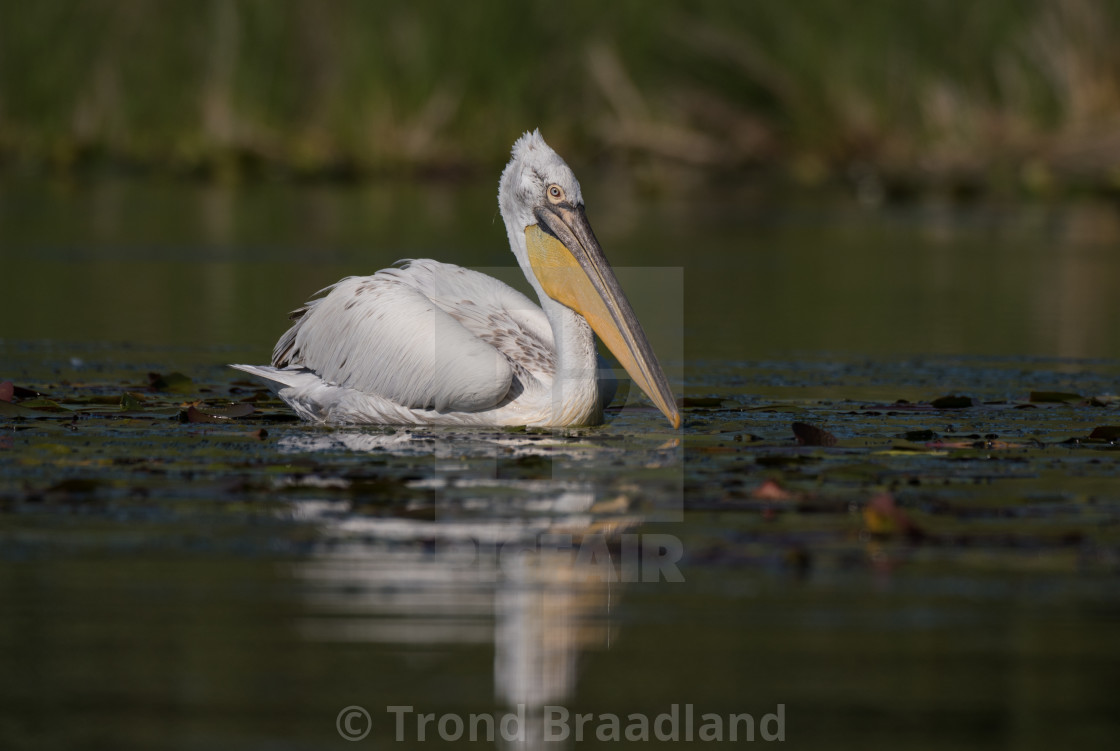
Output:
top-left (5, 1), bottom-right (1120, 194)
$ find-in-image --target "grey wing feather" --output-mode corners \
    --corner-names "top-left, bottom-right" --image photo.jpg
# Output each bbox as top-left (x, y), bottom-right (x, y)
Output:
top-left (387, 260), bottom-right (556, 380)
top-left (273, 272), bottom-right (509, 412)
top-left (271, 261), bottom-right (553, 413)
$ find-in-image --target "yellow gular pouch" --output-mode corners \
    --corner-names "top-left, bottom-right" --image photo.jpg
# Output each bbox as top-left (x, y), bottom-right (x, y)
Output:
top-left (524, 223), bottom-right (680, 429)
top-left (524, 224), bottom-right (640, 391)
top-left (525, 224), bottom-right (625, 354)
top-left (526, 225), bottom-right (607, 314)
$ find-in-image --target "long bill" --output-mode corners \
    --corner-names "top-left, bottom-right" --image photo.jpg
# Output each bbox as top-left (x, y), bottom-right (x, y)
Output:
top-left (525, 202), bottom-right (681, 429)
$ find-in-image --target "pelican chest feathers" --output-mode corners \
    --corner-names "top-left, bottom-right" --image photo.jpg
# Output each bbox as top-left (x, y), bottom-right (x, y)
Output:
top-left (231, 130), bottom-right (680, 429)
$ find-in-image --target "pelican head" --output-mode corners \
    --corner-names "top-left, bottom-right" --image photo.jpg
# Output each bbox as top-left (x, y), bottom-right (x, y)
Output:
top-left (499, 130), bottom-right (680, 429)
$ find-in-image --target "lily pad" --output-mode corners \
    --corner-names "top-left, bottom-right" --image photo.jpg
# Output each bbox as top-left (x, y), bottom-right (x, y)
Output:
top-left (18, 398), bottom-right (71, 412)
top-left (120, 392), bottom-right (147, 411)
top-left (792, 421), bottom-right (837, 447)
top-left (1029, 391), bottom-right (1083, 404)
top-left (1088, 426), bottom-right (1120, 441)
top-left (0, 400), bottom-right (63, 419)
top-left (683, 397), bottom-right (725, 408)
top-left (181, 403), bottom-right (256, 423)
top-left (930, 395), bottom-right (974, 409)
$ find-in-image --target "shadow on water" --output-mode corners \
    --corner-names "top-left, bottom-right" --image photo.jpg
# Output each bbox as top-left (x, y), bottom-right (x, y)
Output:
top-left (2, 177), bottom-right (1120, 749)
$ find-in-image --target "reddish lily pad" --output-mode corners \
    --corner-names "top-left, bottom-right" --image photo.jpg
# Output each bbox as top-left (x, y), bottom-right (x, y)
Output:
top-left (792, 421), bottom-right (837, 447)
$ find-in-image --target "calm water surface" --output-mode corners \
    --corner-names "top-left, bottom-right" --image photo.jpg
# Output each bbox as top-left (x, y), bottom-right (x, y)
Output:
top-left (2, 177), bottom-right (1119, 750)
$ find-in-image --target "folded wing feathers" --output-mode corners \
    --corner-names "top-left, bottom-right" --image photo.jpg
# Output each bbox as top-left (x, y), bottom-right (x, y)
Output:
top-left (270, 261), bottom-right (553, 414)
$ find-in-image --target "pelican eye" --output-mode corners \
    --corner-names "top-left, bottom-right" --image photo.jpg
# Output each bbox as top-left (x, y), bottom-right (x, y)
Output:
top-left (547, 184), bottom-right (565, 203)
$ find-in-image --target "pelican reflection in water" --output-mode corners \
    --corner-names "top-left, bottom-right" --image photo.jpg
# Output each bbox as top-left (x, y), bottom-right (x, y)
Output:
top-left (233, 130), bottom-right (679, 428)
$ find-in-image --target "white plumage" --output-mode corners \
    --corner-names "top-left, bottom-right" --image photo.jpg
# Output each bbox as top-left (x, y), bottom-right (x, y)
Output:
top-left (232, 131), bottom-right (679, 428)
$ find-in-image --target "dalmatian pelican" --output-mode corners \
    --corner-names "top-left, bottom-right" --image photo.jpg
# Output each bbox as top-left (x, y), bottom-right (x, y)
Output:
top-left (232, 130), bottom-right (680, 428)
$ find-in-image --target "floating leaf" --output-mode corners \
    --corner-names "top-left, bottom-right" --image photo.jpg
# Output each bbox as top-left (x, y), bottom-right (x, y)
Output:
top-left (683, 397), bottom-right (724, 408)
top-left (1088, 426), bottom-right (1120, 441)
top-left (181, 403), bottom-right (256, 423)
top-left (120, 392), bottom-right (147, 411)
top-left (1029, 391), bottom-right (1083, 404)
top-left (254, 412), bottom-right (302, 423)
top-left (2, 382), bottom-right (47, 404)
top-left (148, 371), bottom-right (194, 393)
top-left (792, 421), bottom-right (837, 447)
top-left (898, 429), bottom-right (937, 441)
top-left (0, 400), bottom-right (60, 419)
top-left (18, 398), bottom-right (70, 412)
top-left (182, 407), bottom-right (217, 423)
top-left (747, 403), bottom-right (806, 413)
top-left (930, 395), bottom-right (974, 409)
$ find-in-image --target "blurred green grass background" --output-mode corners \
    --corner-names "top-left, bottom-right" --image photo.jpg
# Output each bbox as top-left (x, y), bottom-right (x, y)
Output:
top-left (2, 0), bottom-right (1119, 193)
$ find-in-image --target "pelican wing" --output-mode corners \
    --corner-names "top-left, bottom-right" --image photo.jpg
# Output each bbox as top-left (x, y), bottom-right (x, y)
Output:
top-left (273, 261), bottom-right (553, 413)
top-left (389, 260), bottom-right (556, 381)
